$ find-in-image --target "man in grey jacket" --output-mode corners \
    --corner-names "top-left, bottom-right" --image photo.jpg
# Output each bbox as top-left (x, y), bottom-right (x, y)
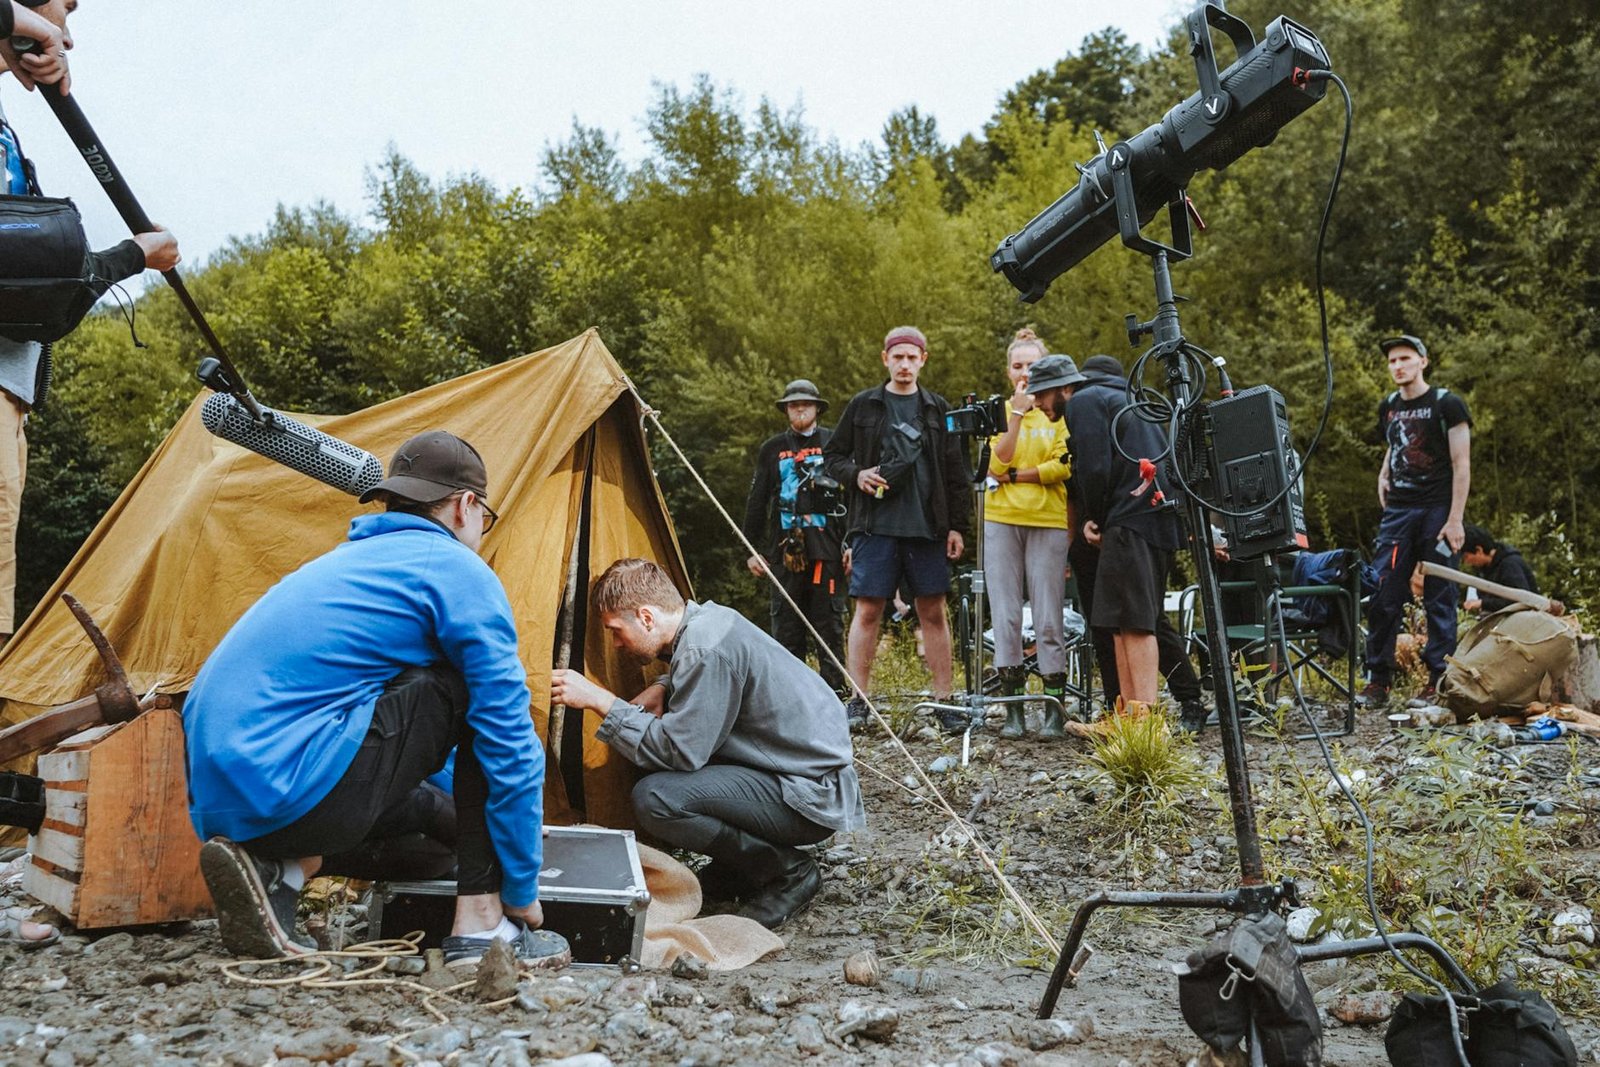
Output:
top-left (551, 558), bottom-right (865, 930)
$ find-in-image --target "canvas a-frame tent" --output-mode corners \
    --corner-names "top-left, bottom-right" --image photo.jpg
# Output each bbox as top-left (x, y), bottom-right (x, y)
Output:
top-left (0, 329), bottom-right (687, 829)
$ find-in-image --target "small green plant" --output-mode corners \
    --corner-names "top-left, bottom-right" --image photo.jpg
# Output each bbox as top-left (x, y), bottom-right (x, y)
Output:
top-left (1083, 709), bottom-right (1209, 830)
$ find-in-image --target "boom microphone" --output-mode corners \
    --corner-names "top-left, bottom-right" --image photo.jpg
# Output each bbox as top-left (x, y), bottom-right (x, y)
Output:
top-left (201, 392), bottom-right (383, 497)
top-left (991, 6), bottom-right (1331, 302)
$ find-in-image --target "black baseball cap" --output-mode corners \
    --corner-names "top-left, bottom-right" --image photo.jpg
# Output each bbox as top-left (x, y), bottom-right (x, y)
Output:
top-left (1080, 354), bottom-right (1124, 377)
top-left (360, 430), bottom-right (490, 505)
top-left (1379, 334), bottom-right (1428, 359)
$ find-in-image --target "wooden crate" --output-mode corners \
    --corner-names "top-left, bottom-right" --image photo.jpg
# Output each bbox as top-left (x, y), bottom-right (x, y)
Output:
top-left (22, 709), bottom-right (213, 927)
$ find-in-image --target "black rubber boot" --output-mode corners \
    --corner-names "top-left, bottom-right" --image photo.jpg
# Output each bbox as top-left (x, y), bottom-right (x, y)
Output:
top-left (708, 827), bottom-right (822, 930)
top-left (1179, 699), bottom-right (1209, 734)
top-left (997, 666), bottom-right (1027, 739)
top-left (1039, 672), bottom-right (1068, 739)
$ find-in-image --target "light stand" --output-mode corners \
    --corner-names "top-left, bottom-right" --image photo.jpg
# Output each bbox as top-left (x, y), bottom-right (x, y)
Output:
top-left (1033, 200), bottom-right (1475, 1049)
top-left (917, 434), bottom-right (1065, 765)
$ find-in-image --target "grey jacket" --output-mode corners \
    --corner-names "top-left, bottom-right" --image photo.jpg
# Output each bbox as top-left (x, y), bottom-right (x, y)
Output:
top-left (597, 601), bottom-right (866, 833)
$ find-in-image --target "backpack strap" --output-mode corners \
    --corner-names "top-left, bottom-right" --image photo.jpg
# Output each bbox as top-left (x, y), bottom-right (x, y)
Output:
top-left (0, 114), bottom-right (43, 196)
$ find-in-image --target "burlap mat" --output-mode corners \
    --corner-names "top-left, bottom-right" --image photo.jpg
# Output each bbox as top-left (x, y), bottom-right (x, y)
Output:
top-left (636, 842), bottom-right (784, 971)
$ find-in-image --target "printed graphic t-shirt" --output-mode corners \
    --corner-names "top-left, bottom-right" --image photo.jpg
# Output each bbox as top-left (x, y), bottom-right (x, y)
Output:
top-left (1379, 387), bottom-right (1471, 508)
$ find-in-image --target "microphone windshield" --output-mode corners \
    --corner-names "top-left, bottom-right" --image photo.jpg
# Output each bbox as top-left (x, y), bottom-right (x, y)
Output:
top-left (201, 393), bottom-right (383, 497)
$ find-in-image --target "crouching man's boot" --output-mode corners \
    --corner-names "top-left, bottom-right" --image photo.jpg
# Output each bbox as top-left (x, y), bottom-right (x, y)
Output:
top-left (1039, 672), bottom-right (1069, 740)
top-left (997, 666), bottom-right (1028, 739)
top-left (709, 826), bottom-right (822, 930)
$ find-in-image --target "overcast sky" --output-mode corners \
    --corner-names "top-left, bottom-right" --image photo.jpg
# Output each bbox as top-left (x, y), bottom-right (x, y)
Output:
top-left (3, 0), bottom-right (1186, 274)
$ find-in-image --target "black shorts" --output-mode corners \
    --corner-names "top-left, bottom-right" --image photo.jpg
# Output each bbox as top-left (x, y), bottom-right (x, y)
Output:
top-left (1090, 525), bottom-right (1168, 633)
top-left (848, 533), bottom-right (950, 599)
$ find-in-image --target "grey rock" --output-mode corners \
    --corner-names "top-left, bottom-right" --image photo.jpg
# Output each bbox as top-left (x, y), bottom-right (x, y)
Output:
top-left (402, 1025), bottom-right (468, 1058)
top-left (651, 979), bottom-right (700, 1007)
top-left (1331, 991), bottom-right (1396, 1025)
top-left (602, 1013), bottom-right (655, 1041)
top-left (86, 932), bottom-right (134, 955)
top-left (0, 1016), bottom-right (33, 1043)
top-left (967, 1042), bottom-right (1031, 1066)
top-left (43, 1051), bottom-right (75, 1067)
top-left (243, 987), bottom-right (279, 1008)
top-left (833, 999), bottom-right (898, 1043)
top-left (274, 1028), bottom-right (360, 1062)
top-left (384, 955), bottom-right (426, 975)
top-left (472, 937), bottom-right (521, 1002)
top-left (1015, 1016), bottom-right (1094, 1050)
top-left (788, 1014), bottom-right (827, 1054)
top-left (541, 1056), bottom-right (614, 1067)
top-left (670, 954), bottom-right (708, 981)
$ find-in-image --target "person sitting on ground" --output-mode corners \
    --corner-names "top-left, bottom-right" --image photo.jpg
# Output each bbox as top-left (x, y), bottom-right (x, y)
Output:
top-left (1460, 522), bottom-right (1541, 613)
top-left (550, 558), bottom-right (865, 930)
top-left (184, 431), bottom-right (568, 969)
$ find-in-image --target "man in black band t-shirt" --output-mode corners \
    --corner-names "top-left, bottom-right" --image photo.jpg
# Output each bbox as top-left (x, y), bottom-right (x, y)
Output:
top-left (1363, 334), bottom-right (1472, 705)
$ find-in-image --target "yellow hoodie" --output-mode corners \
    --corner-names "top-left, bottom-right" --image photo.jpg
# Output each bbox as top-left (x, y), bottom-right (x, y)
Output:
top-left (986, 402), bottom-right (1071, 529)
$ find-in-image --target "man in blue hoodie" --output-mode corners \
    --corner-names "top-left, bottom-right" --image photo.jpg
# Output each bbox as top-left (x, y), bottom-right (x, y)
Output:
top-left (185, 431), bottom-right (567, 969)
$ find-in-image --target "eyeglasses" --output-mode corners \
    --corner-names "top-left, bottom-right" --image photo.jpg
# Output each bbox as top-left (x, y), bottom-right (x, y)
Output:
top-left (453, 491), bottom-right (498, 533)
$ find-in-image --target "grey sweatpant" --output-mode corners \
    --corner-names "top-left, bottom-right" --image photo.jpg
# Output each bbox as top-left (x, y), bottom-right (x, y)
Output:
top-left (984, 521), bottom-right (1071, 673)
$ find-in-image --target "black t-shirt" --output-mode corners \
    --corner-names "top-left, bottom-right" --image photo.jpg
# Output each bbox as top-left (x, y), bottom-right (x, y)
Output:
top-left (1379, 387), bottom-right (1471, 508)
top-left (874, 390), bottom-right (935, 539)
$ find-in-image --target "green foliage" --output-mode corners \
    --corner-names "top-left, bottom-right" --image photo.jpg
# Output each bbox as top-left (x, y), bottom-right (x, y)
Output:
top-left (1257, 731), bottom-right (1596, 1010)
top-left (1083, 710), bottom-right (1210, 830)
top-left (14, 1), bottom-right (1600, 627)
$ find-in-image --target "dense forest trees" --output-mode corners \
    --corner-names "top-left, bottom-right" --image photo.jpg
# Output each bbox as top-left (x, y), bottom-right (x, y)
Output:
top-left (15, 0), bottom-right (1598, 622)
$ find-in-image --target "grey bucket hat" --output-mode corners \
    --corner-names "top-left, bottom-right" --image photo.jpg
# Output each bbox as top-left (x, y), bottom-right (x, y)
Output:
top-left (1024, 354), bottom-right (1088, 394)
top-left (775, 379), bottom-right (829, 414)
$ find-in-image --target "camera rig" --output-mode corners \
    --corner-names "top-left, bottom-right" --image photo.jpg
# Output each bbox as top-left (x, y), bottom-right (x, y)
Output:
top-left (945, 393), bottom-right (1009, 439)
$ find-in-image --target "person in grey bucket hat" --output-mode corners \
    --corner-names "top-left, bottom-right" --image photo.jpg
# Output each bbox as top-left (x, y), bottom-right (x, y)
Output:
top-left (742, 378), bottom-right (847, 697)
top-left (774, 379), bottom-right (829, 414)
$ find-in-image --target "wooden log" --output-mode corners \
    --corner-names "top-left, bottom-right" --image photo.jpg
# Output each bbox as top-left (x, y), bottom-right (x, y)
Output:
top-left (1419, 561), bottom-right (1561, 614)
top-left (0, 695), bottom-right (105, 766)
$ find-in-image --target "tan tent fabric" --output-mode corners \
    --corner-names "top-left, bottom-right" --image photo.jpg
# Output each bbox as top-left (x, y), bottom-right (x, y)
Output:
top-left (0, 329), bottom-right (688, 829)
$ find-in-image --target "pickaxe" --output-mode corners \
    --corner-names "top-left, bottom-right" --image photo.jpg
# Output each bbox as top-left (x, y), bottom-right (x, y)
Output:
top-left (0, 593), bottom-right (156, 765)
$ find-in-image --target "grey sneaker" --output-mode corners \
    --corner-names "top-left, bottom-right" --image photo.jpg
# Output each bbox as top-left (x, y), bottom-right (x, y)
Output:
top-left (844, 696), bottom-right (870, 733)
top-left (442, 918), bottom-right (572, 970)
top-left (199, 838), bottom-right (314, 958)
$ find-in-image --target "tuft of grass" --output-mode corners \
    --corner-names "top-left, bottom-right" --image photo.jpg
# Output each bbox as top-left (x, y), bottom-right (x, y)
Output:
top-left (1083, 709), bottom-right (1209, 830)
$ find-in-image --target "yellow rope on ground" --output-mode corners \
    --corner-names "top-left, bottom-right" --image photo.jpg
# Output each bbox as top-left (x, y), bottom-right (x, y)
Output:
top-left (626, 382), bottom-right (1062, 958)
top-left (214, 933), bottom-right (518, 1029)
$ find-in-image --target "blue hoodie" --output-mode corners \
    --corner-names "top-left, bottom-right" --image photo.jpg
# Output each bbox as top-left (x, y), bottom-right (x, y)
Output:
top-left (184, 512), bottom-right (544, 906)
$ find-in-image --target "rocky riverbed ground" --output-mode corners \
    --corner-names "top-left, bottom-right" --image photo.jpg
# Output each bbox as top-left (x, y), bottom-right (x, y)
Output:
top-left (3, 687), bottom-right (1598, 1066)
